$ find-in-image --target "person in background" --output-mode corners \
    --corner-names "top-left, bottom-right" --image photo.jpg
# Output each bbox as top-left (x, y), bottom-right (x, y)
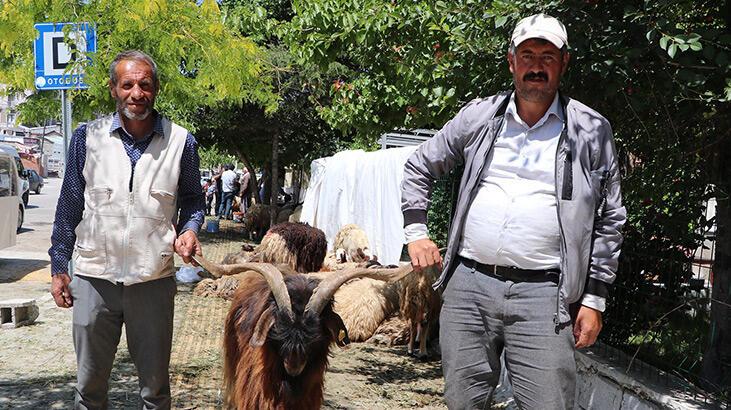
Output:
top-left (258, 163), bottom-right (270, 204)
top-left (212, 165), bottom-right (223, 217)
top-left (238, 168), bottom-right (251, 213)
top-left (218, 163), bottom-right (237, 220)
top-left (205, 178), bottom-right (215, 216)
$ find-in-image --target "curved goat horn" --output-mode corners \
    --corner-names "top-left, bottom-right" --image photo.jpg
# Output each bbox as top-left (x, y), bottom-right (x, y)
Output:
top-left (193, 255), bottom-right (294, 320)
top-left (193, 254), bottom-right (253, 278)
top-left (305, 263), bottom-right (413, 316)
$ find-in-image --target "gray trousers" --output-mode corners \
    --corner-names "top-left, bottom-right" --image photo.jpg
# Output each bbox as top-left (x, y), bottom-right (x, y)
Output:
top-left (69, 275), bottom-right (177, 410)
top-left (440, 261), bottom-right (576, 410)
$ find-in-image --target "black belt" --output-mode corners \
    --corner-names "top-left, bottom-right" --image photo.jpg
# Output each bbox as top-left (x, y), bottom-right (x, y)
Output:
top-left (458, 256), bottom-right (559, 284)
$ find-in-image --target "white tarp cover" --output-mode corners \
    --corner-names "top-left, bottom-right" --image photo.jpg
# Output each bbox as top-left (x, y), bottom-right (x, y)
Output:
top-left (300, 147), bottom-right (417, 265)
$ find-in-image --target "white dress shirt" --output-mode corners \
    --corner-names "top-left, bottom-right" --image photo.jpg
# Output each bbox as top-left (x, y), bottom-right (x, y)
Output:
top-left (458, 92), bottom-right (562, 269)
top-left (405, 93), bottom-right (607, 311)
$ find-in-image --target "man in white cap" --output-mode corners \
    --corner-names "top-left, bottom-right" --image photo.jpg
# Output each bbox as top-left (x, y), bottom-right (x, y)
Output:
top-left (401, 14), bottom-right (625, 409)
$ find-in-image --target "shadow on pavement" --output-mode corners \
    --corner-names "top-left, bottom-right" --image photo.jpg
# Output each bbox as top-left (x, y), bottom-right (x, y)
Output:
top-left (16, 227), bottom-right (35, 234)
top-left (0, 375), bottom-right (76, 409)
top-left (0, 361), bottom-right (141, 409)
top-left (333, 344), bottom-right (443, 386)
top-left (0, 258), bottom-right (49, 283)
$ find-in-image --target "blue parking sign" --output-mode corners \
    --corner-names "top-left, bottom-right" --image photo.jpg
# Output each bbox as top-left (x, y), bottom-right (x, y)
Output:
top-left (34, 22), bottom-right (96, 90)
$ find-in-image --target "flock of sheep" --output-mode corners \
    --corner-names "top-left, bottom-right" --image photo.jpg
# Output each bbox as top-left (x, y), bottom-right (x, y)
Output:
top-left (192, 221), bottom-right (442, 409)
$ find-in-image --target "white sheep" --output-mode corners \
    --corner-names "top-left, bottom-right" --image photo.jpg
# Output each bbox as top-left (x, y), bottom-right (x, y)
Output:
top-left (288, 204), bottom-right (303, 223)
top-left (311, 265), bottom-right (402, 342)
top-left (333, 224), bottom-right (373, 263)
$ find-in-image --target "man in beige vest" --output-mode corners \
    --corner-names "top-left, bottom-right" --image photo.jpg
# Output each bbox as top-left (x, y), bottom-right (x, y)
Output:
top-left (48, 50), bottom-right (205, 409)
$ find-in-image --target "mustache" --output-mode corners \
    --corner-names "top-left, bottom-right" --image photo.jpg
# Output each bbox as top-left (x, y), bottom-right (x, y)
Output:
top-left (115, 96), bottom-right (154, 110)
top-left (523, 72), bottom-right (548, 81)
top-left (125, 97), bottom-right (151, 104)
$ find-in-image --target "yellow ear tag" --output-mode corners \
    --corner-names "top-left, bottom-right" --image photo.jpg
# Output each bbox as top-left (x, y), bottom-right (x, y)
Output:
top-left (338, 330), bottom-right (346, 342)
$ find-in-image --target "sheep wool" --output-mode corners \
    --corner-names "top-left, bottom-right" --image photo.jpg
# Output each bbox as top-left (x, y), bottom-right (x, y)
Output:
top-left (258, 222), bottom-right (327, 273)
top-left (333, 224), bottom-right (372, 263)
top-left (310, 268), bottom-right (402, 342)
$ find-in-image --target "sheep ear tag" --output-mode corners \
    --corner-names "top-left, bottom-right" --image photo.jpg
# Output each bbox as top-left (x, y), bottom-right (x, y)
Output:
top-left (250, 306), bottom-right (276, 347)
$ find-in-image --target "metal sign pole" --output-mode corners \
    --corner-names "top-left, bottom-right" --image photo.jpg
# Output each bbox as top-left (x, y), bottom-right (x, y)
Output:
top-left (60, 89), bottom-right (72, 176)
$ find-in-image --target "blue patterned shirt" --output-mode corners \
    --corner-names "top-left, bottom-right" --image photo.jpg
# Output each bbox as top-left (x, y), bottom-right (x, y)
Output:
top-left (49, 112), bottom-right (205, 275)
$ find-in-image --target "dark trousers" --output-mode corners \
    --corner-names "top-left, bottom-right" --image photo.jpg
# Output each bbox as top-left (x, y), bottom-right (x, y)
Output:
top-left (240, 191), bottom-right (250, 210)
top-left (70, 275), bottom-right (177, 410)
top-left (218, 191), bottom-right (235, 219)
top-left (440, 261), bottom-right (576, 409)
top-left (205, 196), bottom-right (214, 215)
top-left (214, 190), bottom-right (222, 216)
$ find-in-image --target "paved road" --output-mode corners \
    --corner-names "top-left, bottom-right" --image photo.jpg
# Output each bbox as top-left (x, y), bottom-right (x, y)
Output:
top-left (0, 177), bottom-right (62, 299)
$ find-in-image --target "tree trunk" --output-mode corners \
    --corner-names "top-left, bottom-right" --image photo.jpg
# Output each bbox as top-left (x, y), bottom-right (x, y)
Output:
top-left (701, 146), bottom-right (731, 392)
top-left (269, 132), bottom-right (280, 227)
top-left (229, 142), bottom-right (258, 206)
top-left (39, 125), bottom-right (46, 177)
top-left (293, 166), bottom-right (305, 204)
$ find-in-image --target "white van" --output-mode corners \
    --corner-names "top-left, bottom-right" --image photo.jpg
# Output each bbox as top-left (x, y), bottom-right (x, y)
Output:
top-left (0, 148), bottom-right (24, 250)
top-left (0, 144), bottom-right (30, 205)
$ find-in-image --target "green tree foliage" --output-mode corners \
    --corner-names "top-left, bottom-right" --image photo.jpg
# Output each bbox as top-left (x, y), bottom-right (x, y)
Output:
top-left (198, 143), bottom-right (238, 172)
top-left (0, 0), bottom-right (278, 129)
top-left (16, 91), bottom-right (61, 126)
top-left (194, 46), bottom-right (347, 171)
top-left (194, 0), bottom-right (348, 176)
top-left (285, 0), bottom-right (539, 142)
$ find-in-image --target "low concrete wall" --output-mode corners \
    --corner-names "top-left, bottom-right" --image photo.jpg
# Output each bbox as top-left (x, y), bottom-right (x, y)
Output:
top-left (575, 345), bottom-right (719, 409)
top-left (495, 344), bottom-right (720, 409)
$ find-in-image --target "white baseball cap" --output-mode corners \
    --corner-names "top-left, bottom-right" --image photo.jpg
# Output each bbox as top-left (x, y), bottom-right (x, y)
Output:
top-left (511, 14), bottom-right (568, 50)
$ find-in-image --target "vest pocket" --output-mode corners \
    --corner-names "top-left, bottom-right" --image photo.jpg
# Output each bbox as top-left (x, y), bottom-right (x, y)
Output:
top-left (73, 217), bottom-right (108, 276)
top-left (143, 218), bottom-right (176, 275)
top-left (89, 186), bottom-right (113, 209)
top-left (150, 189), bottom-right (176, 219)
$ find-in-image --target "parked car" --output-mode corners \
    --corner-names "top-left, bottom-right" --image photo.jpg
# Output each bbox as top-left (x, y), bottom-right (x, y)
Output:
top-left (0, 148), bottom-right (24, 245)
top-left (26, 169), bottom-right (44, 194)
top-left (0, 144), bottom-right (29, 206)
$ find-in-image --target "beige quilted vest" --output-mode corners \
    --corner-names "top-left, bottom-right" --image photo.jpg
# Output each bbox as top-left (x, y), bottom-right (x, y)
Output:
top-left (73, 115), bottom-right (188, 284)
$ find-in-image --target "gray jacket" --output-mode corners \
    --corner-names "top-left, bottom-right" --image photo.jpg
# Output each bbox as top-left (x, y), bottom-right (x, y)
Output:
top-left (401, 91), bottom-right (626, 324)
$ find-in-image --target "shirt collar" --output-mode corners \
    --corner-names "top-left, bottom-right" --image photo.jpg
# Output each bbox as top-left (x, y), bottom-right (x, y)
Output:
top-left (505, 92), bottom-right (563, 130)
top-left (109, 111), bottom-right (164, 140)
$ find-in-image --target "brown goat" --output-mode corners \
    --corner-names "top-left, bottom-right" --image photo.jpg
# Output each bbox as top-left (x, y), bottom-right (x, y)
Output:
top-left (193, 255), bottom-right (412, 410)
top-left (243, 204), bottom-right (271, 242)
top-left (399, 265), bottom-right (441, 359)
